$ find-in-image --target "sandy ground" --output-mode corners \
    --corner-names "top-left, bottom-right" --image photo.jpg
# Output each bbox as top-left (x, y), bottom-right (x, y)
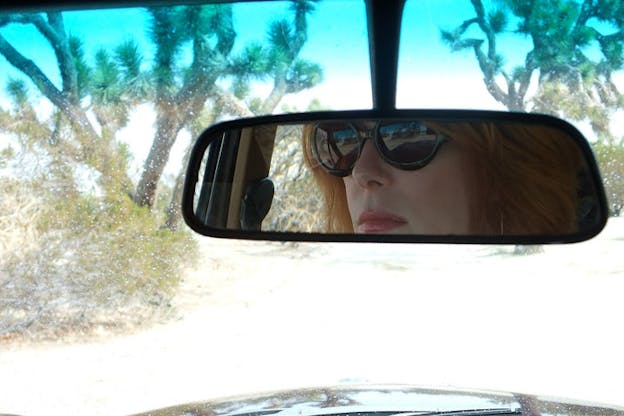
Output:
top-left (1, 220), bottom-right (623, 415)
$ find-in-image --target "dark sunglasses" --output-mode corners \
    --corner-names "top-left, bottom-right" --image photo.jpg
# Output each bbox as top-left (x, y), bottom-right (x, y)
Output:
top-left (311, 120), bottom-right (449, 177)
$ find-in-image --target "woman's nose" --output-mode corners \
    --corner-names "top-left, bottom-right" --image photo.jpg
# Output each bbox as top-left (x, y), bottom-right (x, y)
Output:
top-left (351, 140), bottom-right (391, 188)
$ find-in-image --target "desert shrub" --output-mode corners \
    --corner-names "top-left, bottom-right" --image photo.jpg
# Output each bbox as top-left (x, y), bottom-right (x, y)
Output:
top-left (264, 125), bottom-right (325, 232)
top-left (592, 140), bottom-right (624, 216)
top-left (0, 177), bottom-right (197, 341)
top-left (0, 92), bottom-right (200, 340)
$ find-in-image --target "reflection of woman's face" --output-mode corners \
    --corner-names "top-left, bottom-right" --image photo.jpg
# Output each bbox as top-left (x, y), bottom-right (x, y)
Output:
top-left (343, 140), bottom-right (474, 234)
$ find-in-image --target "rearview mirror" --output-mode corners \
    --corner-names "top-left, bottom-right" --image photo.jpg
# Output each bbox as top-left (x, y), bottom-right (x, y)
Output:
top-left (182, 110), bottom-right (608, 244)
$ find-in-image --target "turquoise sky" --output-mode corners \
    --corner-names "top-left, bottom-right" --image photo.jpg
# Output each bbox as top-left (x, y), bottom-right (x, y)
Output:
top-left (0, 0), bottom-right (528, 110)
top-left (0, 1), bottom-right (621, 131)
top-left (0, 1), bottom-right (372, 108)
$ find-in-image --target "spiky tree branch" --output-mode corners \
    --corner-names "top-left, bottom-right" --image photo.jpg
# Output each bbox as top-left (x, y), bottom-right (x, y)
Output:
top-left (442, 0), bottom-right (623, 132)
top-left (0, 32), bottom-right (97, 139)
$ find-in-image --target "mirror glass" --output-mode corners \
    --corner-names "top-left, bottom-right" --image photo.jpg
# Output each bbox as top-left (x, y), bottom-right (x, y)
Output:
top-left (184, 113), bottom-right (607, 242)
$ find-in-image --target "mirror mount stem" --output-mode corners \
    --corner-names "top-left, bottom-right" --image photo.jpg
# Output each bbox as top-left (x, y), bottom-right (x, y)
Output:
top-left (366, 0), bottom-right (405, 112)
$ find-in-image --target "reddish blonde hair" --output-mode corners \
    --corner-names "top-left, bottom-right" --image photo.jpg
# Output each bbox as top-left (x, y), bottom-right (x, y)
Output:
top-left (302, 121), bottom-right (583, 235)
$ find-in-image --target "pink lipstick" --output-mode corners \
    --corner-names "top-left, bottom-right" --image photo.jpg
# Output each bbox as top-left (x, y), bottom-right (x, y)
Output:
top-left (357, 211), bottom-right (407, 233)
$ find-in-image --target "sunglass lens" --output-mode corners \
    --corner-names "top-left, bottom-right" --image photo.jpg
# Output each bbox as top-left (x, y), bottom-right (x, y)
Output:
top-left (314, 122), bottom-right (359, 172)
top-left (378, 122), bottom-right (442, 165)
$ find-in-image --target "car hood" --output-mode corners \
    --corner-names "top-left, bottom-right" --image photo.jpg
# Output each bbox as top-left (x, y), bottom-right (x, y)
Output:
top-left (130, 385), bottom-right (624, 416)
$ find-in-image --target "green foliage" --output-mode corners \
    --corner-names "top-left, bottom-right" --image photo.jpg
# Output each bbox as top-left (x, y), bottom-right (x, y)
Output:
top-left (147, 4), bottom-right (236, 95)
top-left (50, 190), bottom-right (196, 302)
top-left (287, 59), bottom-right (323, 92)
top-left (93, 49), bottom-right (122, 104)
top-left (230, 42), bottom-right (270, 80)
top-left (115, 41), bottom-right (142, 78)
top-left (0, 145), bottom-right (15, 166)
top-left (488, 9), bottom-right (507, 33)
top-left (603, 38), bottom-right (623, 68)
top-left (1, 80), bottom-right (51, 143)
top-left (232, 78), bottom-right (251, 99)
top-left (268, 18), bottom-right (293, 48)
top-left (69, 35), bottom-right (92, 99)
top-left (5, 78), bottom-right (27, 105)
top-left (206, 5), bottom-right (236, 55)
top-left (290, 0), bottom-right (318, 21)
top-left (492, 53), bottom-right (505, 73)
top-left (289, 0), bottom-right (318, 50)
top-left (247, 96), bottom-right (264, 114)
top-left (439, 29), bottom-right (459, 48)
top-left (114, 40), bottom-right (151, 102)
top-left (148, 7), bottom-right (185, 90)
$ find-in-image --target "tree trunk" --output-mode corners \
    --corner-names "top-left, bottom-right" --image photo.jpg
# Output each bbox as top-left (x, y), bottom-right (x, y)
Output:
top-left (133, 113), bottom-right (181, 207)
top-left (134, 58), bottom-right (221, 208)
top-left (163, 142), bottom-right (192, 230)
top-left (260, 77), bottom-right (288, 115)
top-left (163, 169), bottom-right (186, 231)
top-left (214, 87), bottom-right (255, 117)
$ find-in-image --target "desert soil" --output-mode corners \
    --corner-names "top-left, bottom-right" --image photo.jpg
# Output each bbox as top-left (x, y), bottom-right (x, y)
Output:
top-left (1, 221), bottom-right (624, 415)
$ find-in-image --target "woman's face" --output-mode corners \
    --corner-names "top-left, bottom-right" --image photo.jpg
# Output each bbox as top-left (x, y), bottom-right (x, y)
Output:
top-left (342, 139), bottom-right (475, 234)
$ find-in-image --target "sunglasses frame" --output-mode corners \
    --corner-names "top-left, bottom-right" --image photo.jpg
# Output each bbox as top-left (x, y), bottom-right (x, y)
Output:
top-left (312, 120), bottom-right (449, 177)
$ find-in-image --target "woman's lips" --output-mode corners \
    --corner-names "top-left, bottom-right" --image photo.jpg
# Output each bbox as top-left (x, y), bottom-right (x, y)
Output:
top-left (357, 210), bottom-right (407, 233)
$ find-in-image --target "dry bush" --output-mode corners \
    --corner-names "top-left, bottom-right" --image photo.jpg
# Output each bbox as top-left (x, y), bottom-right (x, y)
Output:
top-left (593, 140), bottom-right (624, 216)
top-left (0, 178), bottom-right (197, 342)
top-left (0, 179), bottom-right (46, 336)
top-left (263, 125), bottom-right (326, 232)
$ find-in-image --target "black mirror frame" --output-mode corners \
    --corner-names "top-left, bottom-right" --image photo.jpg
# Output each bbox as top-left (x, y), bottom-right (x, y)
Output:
top-left (182, 109), bottom-right (609, 244)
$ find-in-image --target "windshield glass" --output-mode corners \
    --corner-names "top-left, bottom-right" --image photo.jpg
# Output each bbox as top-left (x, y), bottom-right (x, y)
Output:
top-left (395, 0), bottom-right (624, 406)
top-left (1, 1), bottom-right (623, 415)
